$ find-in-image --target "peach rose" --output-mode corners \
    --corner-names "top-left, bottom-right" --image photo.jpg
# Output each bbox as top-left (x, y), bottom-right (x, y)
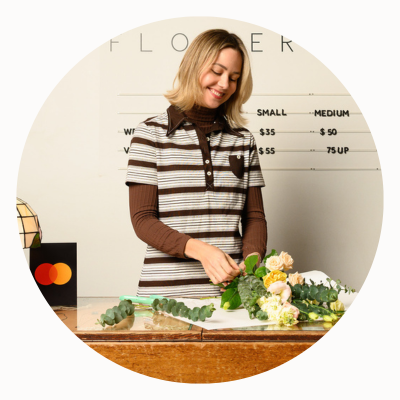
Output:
top-left (266, 255), bottom-right (284, 271)
top-left (280, 251), bottom-right (294, 271)
top-left (288, 272), bottom-right (304, 286)
top-left (282, 301), bottom-right (300, 319)
top-left (263, 270), bottom-right (287, 288)
top-left (267, 281), bottom-right (292, 303)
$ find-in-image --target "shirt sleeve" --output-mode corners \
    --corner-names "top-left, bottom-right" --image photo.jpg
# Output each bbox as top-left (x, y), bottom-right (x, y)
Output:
top-left (241, 186), bottom-right (268, 260)
top-left (125, 122), bottom-right (158, 186)
top-left (129, 183), bottom-right (192, 259)
top-left (248, 133), bottom-right (266, 187)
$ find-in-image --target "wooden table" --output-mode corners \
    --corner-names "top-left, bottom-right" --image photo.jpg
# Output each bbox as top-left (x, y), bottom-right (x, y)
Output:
top-left (55, 297), bottom-right (334, 383)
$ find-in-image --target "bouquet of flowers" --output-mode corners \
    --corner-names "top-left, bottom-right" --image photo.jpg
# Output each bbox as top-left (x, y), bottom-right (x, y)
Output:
top-left (217, 250), bottom-right (355, 326)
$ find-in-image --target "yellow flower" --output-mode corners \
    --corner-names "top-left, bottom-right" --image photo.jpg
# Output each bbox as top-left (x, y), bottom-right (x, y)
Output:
top-left (263, 270), bottom-right (287, 288)
top-left (330, 300), bottom-right (345, 312)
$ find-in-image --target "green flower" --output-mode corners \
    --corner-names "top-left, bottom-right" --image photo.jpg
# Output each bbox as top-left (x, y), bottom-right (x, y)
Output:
top-left (309, 312), bottom-right (319, 320)
top-left (330, 300), bottom-right (345, 312)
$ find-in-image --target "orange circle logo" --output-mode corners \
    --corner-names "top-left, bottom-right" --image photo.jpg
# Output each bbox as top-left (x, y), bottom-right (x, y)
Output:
top-left (35, 263), bottom-right (72, 285)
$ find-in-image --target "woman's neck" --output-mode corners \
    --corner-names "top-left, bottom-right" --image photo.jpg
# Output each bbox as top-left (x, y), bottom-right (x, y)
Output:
top-left (184, 104), bottom-right (218, 123)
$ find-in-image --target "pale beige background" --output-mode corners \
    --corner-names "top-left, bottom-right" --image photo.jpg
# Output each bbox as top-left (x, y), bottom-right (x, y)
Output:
top-left (17, 17), bottom-right (382, 296)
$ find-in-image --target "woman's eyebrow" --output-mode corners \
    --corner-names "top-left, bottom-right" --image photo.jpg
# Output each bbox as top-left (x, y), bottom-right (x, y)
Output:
top-left (213, 62), bottom-right (241, 75)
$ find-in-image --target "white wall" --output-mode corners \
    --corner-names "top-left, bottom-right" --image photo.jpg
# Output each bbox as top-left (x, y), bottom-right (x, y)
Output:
top-left (18, 17), bottom-right (382, 295)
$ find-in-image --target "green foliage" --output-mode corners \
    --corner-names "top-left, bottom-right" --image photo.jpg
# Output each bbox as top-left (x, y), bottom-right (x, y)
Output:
top-left (326, 278), bottom-right (356, 295)
top-left (290, 282), bottom-right (338, 304)
top-left (221, 286), bottom-right (242, 310)
top-left (244, 254), bottom-right (259, 275)
top-left (292, 299), bottom-right (341, 321)
top-left (96, 300), bottom-right (135, 327)
top-left (263, 249), bottom-right (278, 262)
top-left (151, 298), bottom-right (216, 322)
top-left (254, 266), bottom-right (267, 278)
top-left (255, 310), bottom-right (269, 320)
top-left (238, 275), bottom-right (270, 319)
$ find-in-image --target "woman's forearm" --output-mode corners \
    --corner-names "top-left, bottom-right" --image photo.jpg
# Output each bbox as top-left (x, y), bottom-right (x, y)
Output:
top-left (129, 183), bottom-right (192, 258)
top-left (241, 186), bottom-right (268, 260)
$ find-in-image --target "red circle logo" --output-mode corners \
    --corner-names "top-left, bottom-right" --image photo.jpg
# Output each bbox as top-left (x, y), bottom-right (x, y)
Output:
top-left (35, 263), bottom-right (72, 285)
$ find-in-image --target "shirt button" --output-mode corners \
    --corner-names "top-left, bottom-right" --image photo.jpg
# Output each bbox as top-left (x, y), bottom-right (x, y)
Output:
top-left (237, 155), bottom-right (241, 159)
top-left (207, 171), bottom-right (212, 176)
top-left (205, 160), bottom-right (210, 164)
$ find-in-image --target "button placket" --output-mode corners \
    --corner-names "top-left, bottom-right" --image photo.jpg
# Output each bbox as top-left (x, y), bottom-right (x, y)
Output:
top-left (193, 125), bottom-right (214, 191)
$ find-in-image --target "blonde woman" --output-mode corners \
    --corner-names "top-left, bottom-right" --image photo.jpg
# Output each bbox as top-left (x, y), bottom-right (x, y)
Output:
top-left (126, 29), bottom-right (267, 298)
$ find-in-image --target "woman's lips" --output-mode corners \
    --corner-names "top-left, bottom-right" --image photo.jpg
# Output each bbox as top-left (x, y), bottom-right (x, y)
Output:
top-left (208, 88), bottom-right (225, 99)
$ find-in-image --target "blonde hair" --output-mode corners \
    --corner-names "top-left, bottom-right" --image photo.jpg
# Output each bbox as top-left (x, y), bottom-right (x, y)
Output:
top-left (164, 29), bottom-right (253, 128)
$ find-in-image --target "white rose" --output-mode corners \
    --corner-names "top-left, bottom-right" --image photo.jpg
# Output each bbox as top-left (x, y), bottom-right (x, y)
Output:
top-left (266, 256), bottom-right (284, 271)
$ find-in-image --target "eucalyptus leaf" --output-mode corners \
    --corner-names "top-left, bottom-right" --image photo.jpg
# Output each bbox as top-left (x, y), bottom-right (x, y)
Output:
top-left (199, 308), bottom-right (206, 322)
top-left (255, 310), bottom-right (268, 321)
top-left (103, 316), bottom-right (115, 326)
top-left (171, 306), bottom-right (179, 317)
top-left (309, 285), bottom-right (319, 300)
top-left (114, 312), bottom-right (123, 324)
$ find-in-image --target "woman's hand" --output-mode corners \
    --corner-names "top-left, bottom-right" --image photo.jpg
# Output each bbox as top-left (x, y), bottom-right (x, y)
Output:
top-left (184, 239), bottom-right (241, 285)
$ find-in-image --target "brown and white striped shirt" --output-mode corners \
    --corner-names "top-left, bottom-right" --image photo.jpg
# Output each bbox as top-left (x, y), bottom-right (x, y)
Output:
top-left (125, 105), bottom-right (266, 298)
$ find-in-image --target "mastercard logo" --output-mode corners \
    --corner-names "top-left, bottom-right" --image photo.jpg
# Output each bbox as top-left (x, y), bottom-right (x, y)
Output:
top-left (34, 263), bottom-right (72, 285)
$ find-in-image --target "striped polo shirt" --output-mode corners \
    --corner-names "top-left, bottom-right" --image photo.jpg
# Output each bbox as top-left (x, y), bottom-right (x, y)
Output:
top-left (126, 105), bottom-right (265, 298)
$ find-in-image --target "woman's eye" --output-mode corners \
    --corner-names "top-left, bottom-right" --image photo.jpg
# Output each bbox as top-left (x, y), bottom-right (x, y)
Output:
top-left (212, 70), bottom-right (238, 82)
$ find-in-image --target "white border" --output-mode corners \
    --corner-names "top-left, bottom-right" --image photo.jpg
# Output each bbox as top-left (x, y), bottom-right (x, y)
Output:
top-left (2, 1), bottom-right (399, 397)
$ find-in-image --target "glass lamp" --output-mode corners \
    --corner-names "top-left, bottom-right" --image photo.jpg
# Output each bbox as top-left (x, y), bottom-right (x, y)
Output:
top-left (17, 197), bottom-right (42, 248)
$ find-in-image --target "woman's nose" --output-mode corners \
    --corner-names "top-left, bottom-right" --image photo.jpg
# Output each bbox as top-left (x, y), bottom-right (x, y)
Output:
top-left (218, 74), bottom-right (229, 89)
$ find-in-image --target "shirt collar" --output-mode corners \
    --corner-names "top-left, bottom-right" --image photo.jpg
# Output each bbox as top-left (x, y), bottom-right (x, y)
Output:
top-left (166, 105), bottom-right (244, 137)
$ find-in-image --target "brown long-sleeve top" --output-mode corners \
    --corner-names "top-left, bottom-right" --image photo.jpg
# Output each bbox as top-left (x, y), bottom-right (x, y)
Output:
top-left (128, 105), bottom-right (268, 262)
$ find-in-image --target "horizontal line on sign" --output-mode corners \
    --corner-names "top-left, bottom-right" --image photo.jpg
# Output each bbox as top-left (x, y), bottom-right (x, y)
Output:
top-left (117, 93), bottom-right (351, 97)
top-left (261, 168), bottom-right (381, 171)
top-left (273, 149), bottom-right (377, 152)
top-left (117, 149), bottom-right (376, 153)
top-left (117, 130), bottom-right (372, 134)
top-left (118, 112), bottom-right (160, 114)
top-left (117, 111), bottom-right (363, 115)
top-left (244, 112), bottom-right (363, 115)
top-left (118, 167), bottom-right (381, 171)
top-left (253, 131), bottom-right (371, 133)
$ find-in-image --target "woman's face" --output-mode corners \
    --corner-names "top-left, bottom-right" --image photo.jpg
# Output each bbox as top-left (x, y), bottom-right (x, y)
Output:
top-left (198, 47), bottom-right (242, 109)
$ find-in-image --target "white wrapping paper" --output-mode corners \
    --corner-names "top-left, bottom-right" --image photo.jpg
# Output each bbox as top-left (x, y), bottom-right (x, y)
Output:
top-left (169, 271), bottom-right (357, 330)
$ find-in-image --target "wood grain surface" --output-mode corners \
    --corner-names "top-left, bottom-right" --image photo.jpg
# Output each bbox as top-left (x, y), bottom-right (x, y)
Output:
top-left (87, 341), bottom-right (313, 383)
top-left (202, 329), bottom-right (327, 341)
top-left (77, 330), bottom-right (202, 342)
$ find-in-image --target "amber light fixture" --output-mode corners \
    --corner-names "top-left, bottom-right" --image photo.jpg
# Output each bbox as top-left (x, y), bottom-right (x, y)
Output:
top-left (17, 197), bottom-right (42, 249)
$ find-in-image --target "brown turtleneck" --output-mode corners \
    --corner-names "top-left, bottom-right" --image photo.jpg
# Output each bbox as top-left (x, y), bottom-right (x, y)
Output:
top-left (129, 105), bottom-right (267, 261)
top-left (183, 104), bottom-right (221, 133)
